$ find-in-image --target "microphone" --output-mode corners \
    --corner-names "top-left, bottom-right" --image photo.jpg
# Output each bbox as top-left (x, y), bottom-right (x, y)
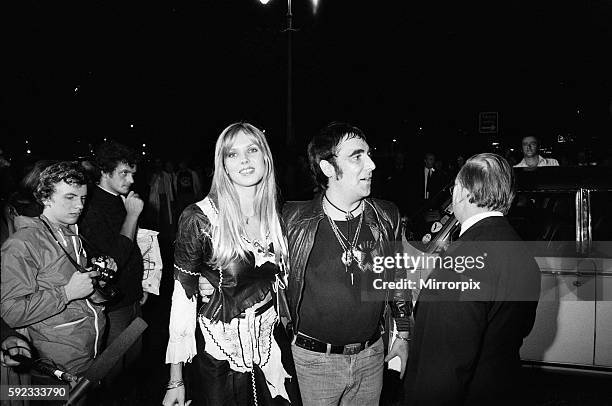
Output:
top-left (8, 354), bottom-right (77, 382)
top-left (66, 317), bottom-right (148, 406)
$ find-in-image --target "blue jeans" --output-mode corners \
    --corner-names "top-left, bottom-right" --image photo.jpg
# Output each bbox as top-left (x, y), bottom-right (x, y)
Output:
top-left (292, 337), bottom-right (384, 406)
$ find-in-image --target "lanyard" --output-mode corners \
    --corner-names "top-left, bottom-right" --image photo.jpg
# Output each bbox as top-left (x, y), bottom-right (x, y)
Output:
top-left (39, 217), bottom-right (85, 271)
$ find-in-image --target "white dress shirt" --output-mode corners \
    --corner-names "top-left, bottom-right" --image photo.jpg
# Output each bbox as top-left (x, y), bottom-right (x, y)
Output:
top-left (459, 211), bottom-right (504, 236)
top-left (424, 167), bottom-right (435, 199)
top-left (514, 155), bottom-right (559, 168)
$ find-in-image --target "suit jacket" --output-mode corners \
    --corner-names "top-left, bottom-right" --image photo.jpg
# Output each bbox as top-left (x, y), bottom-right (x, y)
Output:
top-left (405, 167), bottom-right (447, 217)
top-left (404, 216), bottom-right (540, 406)
top-left (418, 167), bottom-right (445, 201)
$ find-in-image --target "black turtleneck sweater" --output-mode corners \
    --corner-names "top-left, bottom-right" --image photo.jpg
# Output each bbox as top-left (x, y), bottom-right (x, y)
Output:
top-left (79, 186), bottom-right (144, 310)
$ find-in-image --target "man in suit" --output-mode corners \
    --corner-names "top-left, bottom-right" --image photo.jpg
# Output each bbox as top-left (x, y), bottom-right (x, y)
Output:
top-left (407, 152), bottom-right (447, 216)
top-left (404, 153), bottom-right (541, 405)
top-left (420, 153), bottom-right (445, 203)
top-left (406, 152), bottom-right (449, 245)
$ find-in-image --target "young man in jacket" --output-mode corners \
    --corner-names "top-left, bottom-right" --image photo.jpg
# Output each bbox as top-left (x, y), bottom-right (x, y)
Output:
top-left (1, 162), bottom-right (107, 382)
top-left (283, 122), bottom-right (413, 405)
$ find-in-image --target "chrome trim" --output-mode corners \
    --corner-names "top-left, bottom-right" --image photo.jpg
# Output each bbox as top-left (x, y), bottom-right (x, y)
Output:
top-left (576, 190), bottom-right (584, 254)
top-left (522, 360), bottom-right (612, 375)
top-left (540, 270), bottom-right (612, 277)
top-left (586, 189), bottom-right (593, 251)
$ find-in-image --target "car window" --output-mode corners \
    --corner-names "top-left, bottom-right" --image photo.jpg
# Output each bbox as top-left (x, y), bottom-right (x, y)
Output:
top-left (508, 191), bottom-right (577, 257)
top-left (590, 190), bottom-right (612, 258)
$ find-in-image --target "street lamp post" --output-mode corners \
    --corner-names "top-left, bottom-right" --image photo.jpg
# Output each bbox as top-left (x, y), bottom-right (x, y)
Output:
top-left (285, 0), bottom-right (293, 148)
top-left (260, 0), bottom-right (295, 149)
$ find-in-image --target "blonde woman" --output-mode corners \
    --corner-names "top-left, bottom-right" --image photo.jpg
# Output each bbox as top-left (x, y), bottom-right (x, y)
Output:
top-left (162, 123), bottom-right (299, 406)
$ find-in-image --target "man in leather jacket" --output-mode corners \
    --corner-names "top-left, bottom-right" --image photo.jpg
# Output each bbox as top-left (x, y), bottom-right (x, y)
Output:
top-left (283, 122), bottom-right (413, 405)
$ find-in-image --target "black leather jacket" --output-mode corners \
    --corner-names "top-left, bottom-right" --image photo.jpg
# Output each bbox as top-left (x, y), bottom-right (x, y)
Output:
top-left (282, 194), bottom-right (413, 338)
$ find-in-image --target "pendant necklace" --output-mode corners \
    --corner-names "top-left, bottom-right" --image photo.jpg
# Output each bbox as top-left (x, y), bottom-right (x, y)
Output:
top-left (323, 197), bottom-right (364, 285)
top-left (324, 194), bottom-right (360, 220)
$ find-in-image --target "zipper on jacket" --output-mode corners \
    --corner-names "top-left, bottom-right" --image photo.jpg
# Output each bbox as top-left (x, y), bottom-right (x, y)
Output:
top-left (76, 226), bottom-right (100, 358)
top-left (85, 299), bottom-right (100, 358)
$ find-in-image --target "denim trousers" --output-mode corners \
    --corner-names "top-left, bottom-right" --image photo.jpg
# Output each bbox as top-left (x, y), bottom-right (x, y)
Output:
top-left (291, 337), bottom-right (384, 406)
top-left (103, 301), bottom-right (143, 389)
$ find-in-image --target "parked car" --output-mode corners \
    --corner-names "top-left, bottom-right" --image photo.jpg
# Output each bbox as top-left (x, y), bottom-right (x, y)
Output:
top-left (408, 166), bottom-right (612, 374)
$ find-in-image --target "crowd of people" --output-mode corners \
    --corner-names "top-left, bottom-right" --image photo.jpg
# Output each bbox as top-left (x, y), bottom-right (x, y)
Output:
top-left (1, 124), bottom-right (589, 406)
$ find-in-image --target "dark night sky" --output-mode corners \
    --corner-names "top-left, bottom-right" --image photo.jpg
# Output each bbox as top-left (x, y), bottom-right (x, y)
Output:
top-left (2, 0), bottom-right (612, 162)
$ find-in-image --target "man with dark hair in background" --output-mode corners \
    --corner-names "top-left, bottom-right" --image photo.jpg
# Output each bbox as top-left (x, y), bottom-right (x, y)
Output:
top-left (419, 152), bottom-right (445, 202)
top-left (78, 141), bottom-right (145, 402)
top-left (514, 135), bottom-right (559, 168)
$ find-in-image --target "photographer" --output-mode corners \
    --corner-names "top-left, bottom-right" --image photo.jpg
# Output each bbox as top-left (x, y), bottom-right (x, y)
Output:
top-left (1, 162), bottom-right (111, 383)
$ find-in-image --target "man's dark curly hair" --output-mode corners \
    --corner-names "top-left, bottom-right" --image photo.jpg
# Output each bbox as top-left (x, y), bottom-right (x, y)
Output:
top-left (94, 141), bottom-right (139, 175)
top-left (34, 161), bottom-right (87, 204)
top-left (307, 121), bottom-right (367, 189)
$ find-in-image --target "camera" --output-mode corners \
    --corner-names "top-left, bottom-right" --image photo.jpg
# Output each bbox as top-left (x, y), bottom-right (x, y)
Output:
top-left (91, 255), bottom-right (116, 282)
top-left (83, 255), bottom-right (120, 304)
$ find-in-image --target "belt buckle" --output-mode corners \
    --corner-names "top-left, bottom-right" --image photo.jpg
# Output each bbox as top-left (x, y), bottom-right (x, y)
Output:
top-left (343, 343), bottom-right (363, 355)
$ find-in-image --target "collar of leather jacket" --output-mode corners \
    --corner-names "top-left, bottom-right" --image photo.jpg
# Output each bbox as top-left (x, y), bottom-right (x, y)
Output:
top-left (285, 192), bottom-right (387, 237)
top-left (283, 193), bottom-right (402, 262)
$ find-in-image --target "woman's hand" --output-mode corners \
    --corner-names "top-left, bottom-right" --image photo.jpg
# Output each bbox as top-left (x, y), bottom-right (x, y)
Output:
top-left (198, 276), bottom-right (214, 303)
top-left (162, 386), bottom-right (191, 406)
top-left (164, 363), bottom-right (187, 405)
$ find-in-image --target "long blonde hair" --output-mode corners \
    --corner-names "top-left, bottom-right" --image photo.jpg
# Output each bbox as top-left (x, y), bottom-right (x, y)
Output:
top-left (209, 122), bottom-right (287, 270)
